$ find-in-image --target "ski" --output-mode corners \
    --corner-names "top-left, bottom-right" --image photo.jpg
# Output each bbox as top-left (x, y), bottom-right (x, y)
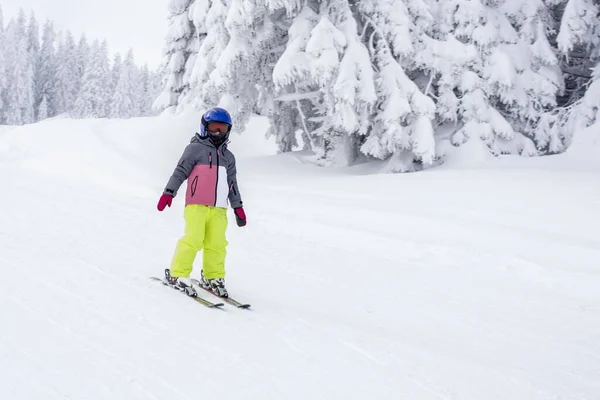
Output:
top-left (190, 278), bottom-right (251, 309)
top-left (149, 277), bottom-right (224, 308)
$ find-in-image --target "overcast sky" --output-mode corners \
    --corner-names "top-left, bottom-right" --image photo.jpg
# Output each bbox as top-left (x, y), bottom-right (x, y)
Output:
top-left (2, 0), bottom-right (168, 68)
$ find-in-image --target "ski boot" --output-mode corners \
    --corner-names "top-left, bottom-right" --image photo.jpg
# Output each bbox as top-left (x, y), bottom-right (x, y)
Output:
top-left (200, 270), bottom-right (228, 298)
top-left (165, 269), bottom-right (197, 297)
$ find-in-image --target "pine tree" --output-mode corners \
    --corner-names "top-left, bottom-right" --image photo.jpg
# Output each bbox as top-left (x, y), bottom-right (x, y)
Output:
top-left (38, 95), bottom-right (49, 120)
top-left (27, 12), bottom-right (41, 121)
top-left (356, 0), bottom-right (439, 171)
top-left (184, 0), bottom-right (211, 106)
top-left (73, 34), bottom-right (91, 112)
top-left (272, 3), bottom-right (321, 152)
top-left (550, 0), bottom-right (600, 145)
top-left (73, 40), bottom-right (109, 118)
top-left (153, 0), bottom-right (195, 112)
top-left (55, 31), bottom-right (79, 115)
top-left (148, 0), bottom-right (595, 168)
top-left (38, 20), bottom-right (58, 118)
top-left (4, 10), bottom-right (35, 125)
top-left (97, 40), bottom-right (111, 117)
top-left (111, 49), bottom-right (136, 118)
top-left (303, 2), bottom-right (377, 166)
top-left (136, 64), bottom-right (155, 116)
top-left (204, 0), bottom-right (284, 129)
top-left (185, 0), bottom-right (230, 113)
top-left (109, 53), bottom-right (123, 105)
top-left (576, 62), bottom-right (600, 129)
top-left (0, 5), bottom-right (6, 124)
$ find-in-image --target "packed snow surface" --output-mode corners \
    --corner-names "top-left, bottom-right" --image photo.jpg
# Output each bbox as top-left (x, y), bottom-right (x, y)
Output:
top-left (0, 112), bottom-right (599, 399)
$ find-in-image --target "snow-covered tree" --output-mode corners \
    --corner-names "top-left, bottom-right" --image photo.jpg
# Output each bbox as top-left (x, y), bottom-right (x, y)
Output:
top-left (555, 0), bottom-right (600, 56)
top-left (73, 40), bottom-right (110, 118)
top-left (183, 0), bottom-right (211, 106)
top-left (38, 21), bottom-right (58, 118)
top-left (270, 1), bottom-right (378, 166)
top-left (575, 62), bottom-right (600, 128)
top-left (305, 2), bottom-right (377, 166)
top-left (153, 0), bottom-right (196, 112)
top-left (0, 7), bottom-right (162, 124)
top-left (187, 0), bottom-right (231, 111)
top-left (109, 53), bottom-right (122, 102)
top-left (111, 49), bottom-right (137, 118)
top-left (38, 95), bottom-right (49, 120)
top-left (0, 5), bottom-right (7, 124)
top-left (55, 31), bottom-right (79, 115)
top-left (97, 40), bottom-right (112, 116)
top-left (135, 64), bottom-right (159, 117)
top-left (357, 0), bottom-right (440, 171)
top-left (421, 0), bottom-right (564, 160)
top-left (531, 0), bottom-right (600, 150)
top-left (75, 35), bottom-right (90, 101)
top-left (272, 3), bottom-right (321, 152)
top-left (27, 12), bottom-right (42, 121)
top-left (4, 10), bottom-right (35, 125)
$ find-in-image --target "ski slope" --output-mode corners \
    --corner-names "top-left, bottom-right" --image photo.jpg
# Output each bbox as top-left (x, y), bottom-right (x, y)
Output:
top-left (1, 112), bottom-right (599, 399)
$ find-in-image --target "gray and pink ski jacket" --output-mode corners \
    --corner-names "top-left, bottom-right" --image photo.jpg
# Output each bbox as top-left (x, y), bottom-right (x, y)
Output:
top-left (163, 134), bottom-right (243, 209)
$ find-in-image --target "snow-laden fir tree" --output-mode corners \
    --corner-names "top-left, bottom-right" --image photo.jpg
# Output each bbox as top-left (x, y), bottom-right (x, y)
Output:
top-left (27, 12), bottom-right (43, 121)
top-left (571, 62), bottom-right (600, 131)
top-left (272, 3), bottom-right (321, 152)
top-left (545, 0), bottom-right (600, 144)
top-left (184, 0), bottom-right (215, 108)
top-left (73, 40), bottom-right (110, 118)
top-left (307, 1), bottom-right (377, 166)
top-left (209, 0), bottom-right (283, 129)
top-left (425, 0), bottom-right (563, 159)
top-left (556, 0), bottom-right (600, 57)
top-left (358, 0), bottom-right (439, 171)
top-left (187, 0), bottom-right (230, 112)
top-left (4, 10), bottom-right (35, 125)
top-left (271, 0), bottom-right (378, 166)
top-left (55, 31), bottom-right (79, 115)
top-left (176, 0), bottom-right (209, 107)
top-left (135, 65), bottom-right (160, 117)
top-left (111, 49), bottom-right (137, 118)
top-left (153, 0), bottom-right (196, 111)
top-left (75, 35), bottom-right (90, 103)
top-left (98, 40), bottom-right (113, 116)
top-left (186, 0), bottom-right (288, 130)
top-left (38, 20), bottom-right (58, 119)
top-left (0, 5), bottom-right (6, 124)
top-left (0, 7), bottom-right (162, 124)
top-left (500, 0), bottom-right (565, 153)
top-left (153, 0), bottom-right (596, 170)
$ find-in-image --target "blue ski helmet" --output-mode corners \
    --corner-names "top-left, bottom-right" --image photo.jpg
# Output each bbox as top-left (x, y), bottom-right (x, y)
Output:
top-left (200, 107), bottom-right (232, 144)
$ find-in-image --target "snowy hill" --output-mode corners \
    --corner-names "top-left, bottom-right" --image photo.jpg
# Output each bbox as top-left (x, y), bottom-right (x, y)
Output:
top-left (1, 113), bottom-right (599, 399)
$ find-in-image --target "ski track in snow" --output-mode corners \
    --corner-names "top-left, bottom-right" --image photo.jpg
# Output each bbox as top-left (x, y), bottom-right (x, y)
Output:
top-left (1, 116), bottom-right (599, 399)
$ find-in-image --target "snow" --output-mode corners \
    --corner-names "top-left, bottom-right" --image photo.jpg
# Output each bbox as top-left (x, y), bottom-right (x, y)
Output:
top-left (1, 113), bottom-right (599, 399)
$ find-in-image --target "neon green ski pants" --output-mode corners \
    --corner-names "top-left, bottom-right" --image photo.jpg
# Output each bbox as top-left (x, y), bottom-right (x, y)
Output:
top-left (170, 204), bottom-right (229, 279)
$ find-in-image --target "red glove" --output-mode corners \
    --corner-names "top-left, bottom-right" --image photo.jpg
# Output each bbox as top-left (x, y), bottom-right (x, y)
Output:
top-left (157, 194), bottom-right (173, 211)
top-left (234, 207), bottom-right (246, 227)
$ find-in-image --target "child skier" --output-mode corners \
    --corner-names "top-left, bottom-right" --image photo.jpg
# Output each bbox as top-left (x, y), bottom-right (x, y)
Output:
top-left (156, 107), bottom-right (246, 298)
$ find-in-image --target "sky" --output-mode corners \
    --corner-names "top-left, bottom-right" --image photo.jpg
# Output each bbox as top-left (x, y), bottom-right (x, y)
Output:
top-left (1, 0), bottom-right (169, 68)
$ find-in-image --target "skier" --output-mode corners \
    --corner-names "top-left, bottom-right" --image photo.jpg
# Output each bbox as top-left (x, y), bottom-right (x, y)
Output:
top-left (156, 107), bottom-right (246, 298)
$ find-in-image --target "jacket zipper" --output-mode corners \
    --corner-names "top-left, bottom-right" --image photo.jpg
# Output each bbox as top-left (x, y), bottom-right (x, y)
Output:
top-left (209, 153), bottom-right (212, 168)
top-left (214, 149), bottom-right (219, 206)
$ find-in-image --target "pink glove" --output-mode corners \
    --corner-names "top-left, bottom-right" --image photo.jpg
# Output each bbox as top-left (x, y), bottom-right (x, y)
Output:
top-left (234, 207), bottom-right (246, 227)
top-left (157, 194), bottom-right (173, 211)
